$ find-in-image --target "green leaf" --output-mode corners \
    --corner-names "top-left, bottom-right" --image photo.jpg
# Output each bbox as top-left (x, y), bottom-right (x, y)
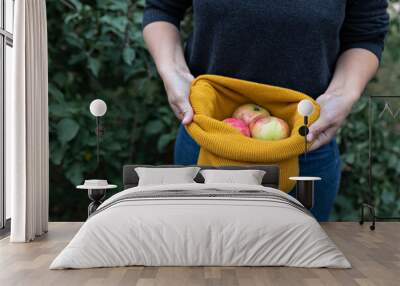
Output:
top-left (100, 15), bottom-right (128, 33)
top-left (69, 53), bottom-right (87, 65)
top-left (106, 141), bottom-right (122, 151)
top-left (65, 33), bottom-right (84, 49)
top-left (53, 72), bottom-right (67, 87)
top-left (145, 120), bottom-right (164, 135)
top-left (51, 144), bottom-right (68, 165)
top-left (88, 58), bottom-right (101, 77)
top-left (65, 163), bottom-right (84, 185)
top-left (109, 1), bottom-right (128, 12)
top-left (133, 12), bottom-right (144, 24)
top-left (345, 153), bottom-right (355, 164)
top-left (64, 12), bottom-right (80, 24)
top-left (122, 47), bottom-right (136, 65)
top-left (48, 83), bottom-right (64, 103)
top-left (381, 191), bottom-right (395, 205)
top-left (157, 133), bottom-right (175, 152)
top-left (57, 118), bottom-right (80, 145)
top-left (49, 104), bottom-right (70, 117)
top-left (136, 0), bottom-right (146, 7)
top-left (68, 0), bottom-right (82, 11)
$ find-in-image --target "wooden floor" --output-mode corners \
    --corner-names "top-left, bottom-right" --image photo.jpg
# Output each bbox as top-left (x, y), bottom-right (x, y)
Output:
top-left (0, 222), bottom-right (399, 286)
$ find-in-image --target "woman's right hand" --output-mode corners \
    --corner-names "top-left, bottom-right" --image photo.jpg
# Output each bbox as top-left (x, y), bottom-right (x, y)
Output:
top-left (161, 69), bottom-right (195, 125)
top-left (143, 21), bottom-right (194, 124)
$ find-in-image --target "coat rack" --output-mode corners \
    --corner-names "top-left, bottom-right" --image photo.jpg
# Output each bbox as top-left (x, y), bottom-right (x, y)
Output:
top-left (360, 95), bottom-right (400, 230)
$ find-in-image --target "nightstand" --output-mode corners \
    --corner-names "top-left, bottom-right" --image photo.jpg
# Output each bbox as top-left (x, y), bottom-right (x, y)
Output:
top-left (289, 176), bottom-right (321, 209)
top-left (77, 180), bottom-right (117, 217)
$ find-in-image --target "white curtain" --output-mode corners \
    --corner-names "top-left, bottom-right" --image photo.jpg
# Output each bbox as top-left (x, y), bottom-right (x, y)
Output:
top-left (7, 0), bottom-right (49, 242)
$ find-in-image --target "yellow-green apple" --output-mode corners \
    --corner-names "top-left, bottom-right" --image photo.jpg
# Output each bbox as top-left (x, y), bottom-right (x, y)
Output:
top-left (232, 104), bottom-right (270, 125)
top-left (223, 118), bottom-right (251, 137)
top-left (249, 116), bottom-right (289, 140)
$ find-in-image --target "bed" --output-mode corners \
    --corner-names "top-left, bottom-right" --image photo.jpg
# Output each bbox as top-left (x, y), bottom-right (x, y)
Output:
top-left (50, 165), bottom-right (350, 269)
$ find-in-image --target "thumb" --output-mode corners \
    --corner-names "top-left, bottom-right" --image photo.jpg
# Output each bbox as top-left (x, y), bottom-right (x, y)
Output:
top-left (180, 101), bottom-right (194, 125)
top-left (308, 126), bottom-right (336, 151)
top-left (306, 116), bottom-right (331, 142)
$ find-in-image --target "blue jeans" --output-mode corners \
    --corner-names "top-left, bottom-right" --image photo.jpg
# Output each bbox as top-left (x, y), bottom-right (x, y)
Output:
top-left (174, 125), bottom-right (341, 222)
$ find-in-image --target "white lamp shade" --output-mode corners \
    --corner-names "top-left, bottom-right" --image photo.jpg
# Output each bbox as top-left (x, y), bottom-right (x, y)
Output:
top-left (298, 99), bottom-right (314, 116)
top-left (90, 99), bottom-right (107, 117)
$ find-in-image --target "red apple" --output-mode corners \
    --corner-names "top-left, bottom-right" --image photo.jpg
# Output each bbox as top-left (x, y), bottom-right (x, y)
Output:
top-left (249, 116), bottom-right (289, 141)
top-left (232, 104), bottom-right (270, 125)
top-left (223, 118), bottom-right (251, 137)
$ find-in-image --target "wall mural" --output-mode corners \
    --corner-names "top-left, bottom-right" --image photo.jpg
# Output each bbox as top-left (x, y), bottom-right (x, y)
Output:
top-left (46, 1), bottom-right (400, 221)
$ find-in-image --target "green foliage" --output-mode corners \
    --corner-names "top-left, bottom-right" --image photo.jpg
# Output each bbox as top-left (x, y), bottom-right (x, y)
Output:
top-left (47, 0), bottom-right (177, 220)
top-left (332, 2), bottom-right (400, 220)
top-left (47, 0), bottom-right (400, 221)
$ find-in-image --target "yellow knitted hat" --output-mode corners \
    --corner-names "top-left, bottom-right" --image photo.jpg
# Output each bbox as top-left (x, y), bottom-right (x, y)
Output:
top-left (186, 75), bottom-right (320, 192)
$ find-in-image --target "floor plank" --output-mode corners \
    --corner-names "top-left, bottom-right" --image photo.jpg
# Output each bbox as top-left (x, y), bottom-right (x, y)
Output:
top-left (0, 222), bottom-right (399, 286)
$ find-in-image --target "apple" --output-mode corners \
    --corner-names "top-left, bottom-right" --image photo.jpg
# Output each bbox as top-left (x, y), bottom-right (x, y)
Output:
top-left (223, 118), bottom-right (251, 137)
top-left (232, 104), bottom-right (270, 125)
top-left (249, 116), bottom-right (289, 141)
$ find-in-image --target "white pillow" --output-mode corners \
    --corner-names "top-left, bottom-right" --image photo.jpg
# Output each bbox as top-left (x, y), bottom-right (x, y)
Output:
top-left (200, 169), bottom-right (266, 185)
top-left (135, 167), bottom-right (201, 186)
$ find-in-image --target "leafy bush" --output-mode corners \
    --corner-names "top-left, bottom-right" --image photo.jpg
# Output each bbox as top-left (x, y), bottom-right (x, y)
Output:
top-left (47, 0), bottom-right (177, 220)
top-left (333, 2), bottom-right (400, 220)
top-left (47, 0), bottom-right (400, 221)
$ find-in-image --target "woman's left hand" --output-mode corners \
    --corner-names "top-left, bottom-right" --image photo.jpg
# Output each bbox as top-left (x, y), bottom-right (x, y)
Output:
top-left (306, 91), bottom-right (356, 151)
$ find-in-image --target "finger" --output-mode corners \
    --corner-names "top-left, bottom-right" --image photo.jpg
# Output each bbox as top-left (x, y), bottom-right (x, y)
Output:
top-left (173, 99), bottom-right (193, 125)
top-left (171, 101), bottom-right (194, 124)
top-left (306, 116), bottom-right (332, 142)
top-left (181, 107), bottom-right (194, 125)
top-left (180, 101), bottom-right (193, 125)
top-left (170, 103), bottom-right (184, 120)
top-left (309, 126), bottom-right (337, 151)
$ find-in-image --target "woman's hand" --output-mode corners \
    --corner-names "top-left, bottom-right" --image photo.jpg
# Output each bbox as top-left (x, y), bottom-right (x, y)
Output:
top-left (161, 69), bottom-right (194, 125)
top-left (306, 91), bottom-right (356, 151)
top-left (143, 21), bottom-right (195, 124)
top-left (306, 48), bottom-right (380, 151)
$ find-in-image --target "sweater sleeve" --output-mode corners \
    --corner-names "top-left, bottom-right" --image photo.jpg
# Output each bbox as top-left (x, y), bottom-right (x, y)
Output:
top-left (142, 0), bottom-right (192, 30)
top-left (340, 0), bottom-right (389, 61)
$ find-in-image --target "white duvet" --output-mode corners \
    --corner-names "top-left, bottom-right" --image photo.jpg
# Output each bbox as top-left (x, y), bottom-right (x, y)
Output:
top-left (50, 183), bottom-right (351, 269)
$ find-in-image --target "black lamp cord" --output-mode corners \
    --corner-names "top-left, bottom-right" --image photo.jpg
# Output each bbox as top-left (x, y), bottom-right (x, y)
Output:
top-left (304, 116), bottom-right (308, 161)
top-left (96, 116), bottom-right (100, 166)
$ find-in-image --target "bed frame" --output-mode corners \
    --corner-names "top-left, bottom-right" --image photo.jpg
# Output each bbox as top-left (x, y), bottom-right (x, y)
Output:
top-left (122, 165), bottom-right (316, 210)
top-left (123, 165), bottom-right (280, 190)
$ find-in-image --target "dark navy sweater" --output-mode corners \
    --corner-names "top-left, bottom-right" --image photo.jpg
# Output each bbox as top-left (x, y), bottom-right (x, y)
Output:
top-left (143, 0), bottom-right (389, 98)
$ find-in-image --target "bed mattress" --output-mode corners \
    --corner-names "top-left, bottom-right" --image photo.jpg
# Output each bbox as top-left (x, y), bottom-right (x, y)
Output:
top-left (50, 183), bottom-right (350, 269)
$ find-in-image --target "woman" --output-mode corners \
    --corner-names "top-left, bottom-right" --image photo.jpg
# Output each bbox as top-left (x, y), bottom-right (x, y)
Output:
top-left (142, 1), bottom-right (389, 221)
